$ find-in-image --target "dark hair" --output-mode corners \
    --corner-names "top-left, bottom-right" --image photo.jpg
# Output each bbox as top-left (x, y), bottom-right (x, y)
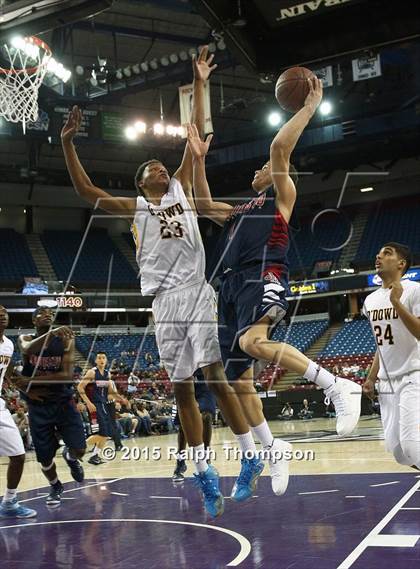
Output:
top-left (382, 242), bottom-right (412, 274)
top-left (96, 351), bottom-right (107, 357)
top-left (289, 163), bottom-right (299, 185)
top-left (134, 159), bottom-right (161, 194)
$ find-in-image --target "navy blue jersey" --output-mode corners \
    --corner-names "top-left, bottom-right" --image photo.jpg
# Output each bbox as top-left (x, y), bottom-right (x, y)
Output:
top-left (218, 187), bottom-right (289, 281)
top-left (90, 367), bottom-right (110, 404)
top-left (21, 336), bottom-right (73, 404)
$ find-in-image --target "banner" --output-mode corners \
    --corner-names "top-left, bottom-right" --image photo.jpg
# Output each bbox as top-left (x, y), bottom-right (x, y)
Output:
top-left (313, 65), bottom-right (333, 88)
top-left (258, 0), bottom-right (358, 26)
top-left (367, 268), bottom-right (420, 287)
top-left (289, 280), bottom-right (330, 296)
top-left (179, 81), bottom-right (213, 137)
top-left (54, 106), bottom-right (99, 139)
top-left (352, 53), bottom-right (381, 82)
top-left (101, 112), bottom-right (126, 142)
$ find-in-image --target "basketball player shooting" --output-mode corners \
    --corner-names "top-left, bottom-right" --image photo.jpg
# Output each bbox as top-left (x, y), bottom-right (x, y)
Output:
top-left (187, 77), bottom-right (362, 496)
top-left (362, 243), bottom-right (420, 469)
top-left (61, 46), bottom-right (266, 517)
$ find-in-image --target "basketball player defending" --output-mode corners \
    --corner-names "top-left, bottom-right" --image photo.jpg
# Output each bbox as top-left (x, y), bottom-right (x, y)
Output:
top-left (13, 308), bottom-right (86, 506)
top-left (0, 306), bottom-right (36, 518)
top-left (61, 47), bottom-right (263, 516)
top-left (78, 351), bottom-right (127, 465)
top-left (187, 78), bottom-right (362, 495)
top-left (363, 243), bottom-right (420, 469)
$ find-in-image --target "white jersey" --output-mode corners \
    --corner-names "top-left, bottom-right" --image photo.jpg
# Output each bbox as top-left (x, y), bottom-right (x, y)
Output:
top-left (363, 280), bottom-right (420, 380)
top-left (131, 177), bottom-right (206, 295)
top-left (0, 335), bottom-right (14, 393)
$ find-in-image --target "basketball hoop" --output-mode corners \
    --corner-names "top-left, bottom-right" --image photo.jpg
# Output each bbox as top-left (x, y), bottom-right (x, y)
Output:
top-left (0, 36), bottom-right (51, 132)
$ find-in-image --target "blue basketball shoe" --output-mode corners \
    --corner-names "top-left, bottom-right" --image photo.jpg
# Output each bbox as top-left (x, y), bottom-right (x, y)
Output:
top-left (193, 465), bottom-right (224, 517)
top-left (0, 497), bottom-right (37, 519)
top-left (231, 457), bottom-right (264, 502)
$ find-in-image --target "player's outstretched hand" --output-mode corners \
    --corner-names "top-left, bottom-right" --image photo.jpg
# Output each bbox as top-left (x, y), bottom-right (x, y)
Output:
top-left (186, 123), bottom-right (213, 159)
top-left (193, 45), bottom-right (218, 82)
top-left (389, 280), bottom-right (403, 306)
top-left (51, 326), bottom-right (74, 341)
top-left (61, 105), bottom-right (82, 144)
top-left (362, 378), bottom-right (376, 400)
top-left (304, 77), bottom-right (323, 115)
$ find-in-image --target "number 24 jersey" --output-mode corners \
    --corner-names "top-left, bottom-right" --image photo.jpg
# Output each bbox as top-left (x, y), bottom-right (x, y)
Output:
top-left (363, 279), bottom-right (420, 380)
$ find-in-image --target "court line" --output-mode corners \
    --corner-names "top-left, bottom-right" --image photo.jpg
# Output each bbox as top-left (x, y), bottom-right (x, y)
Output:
top-left (370, 481), bottom-right (400, 487)
top-left (150, 496), bottom-right (182, 500)
top-left (400, 507), bottom-right (420, 510)
top-left (110, 492), bottom-right (129, 496)
top-left (19, 477), bottom-right (125, 503)
top-left (0, 518), bottom-right (251, 567)
top-left (298, 489), bottom-right (339, 495)
top-left (337, 479), bottom-right (420, 569)
top-left (345, 496), bottom-right (365, 499)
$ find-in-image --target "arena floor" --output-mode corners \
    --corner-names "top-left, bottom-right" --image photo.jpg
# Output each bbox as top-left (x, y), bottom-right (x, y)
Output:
top-left (1, 417), bottom-right (419, 568)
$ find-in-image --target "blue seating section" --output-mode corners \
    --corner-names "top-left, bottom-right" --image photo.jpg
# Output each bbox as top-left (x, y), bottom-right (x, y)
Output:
top-left (42, 229), bottom-right (137, 285)
top-left (76, 333), bottom-right (160, 370)
top-left (320, 320), bottom-right (376, 356)
top-left (271, 319), bottom-right (329, 353)
top-left (355, 202), bottom-right (420, 264)
top-left (0, 229), bottom-right (38, 281)
top-left (288, 212), bottom-right (350, 275)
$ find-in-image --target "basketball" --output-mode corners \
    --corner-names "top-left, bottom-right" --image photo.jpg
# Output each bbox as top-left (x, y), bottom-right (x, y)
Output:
top-left (275, 67), bottom-right (316, 113)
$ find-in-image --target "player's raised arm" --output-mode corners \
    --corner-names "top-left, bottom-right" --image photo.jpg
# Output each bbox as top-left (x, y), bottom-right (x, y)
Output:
top-left (270, 77), bottom-right (322, 221)
top-left (18, 326), bottom-right (74, 355)
top-left (61, 106), bottom-right (136, 218)
top-left (173, 46), bottom-right (217, 196)
top-left (187, 124), bottom-right (232, 226)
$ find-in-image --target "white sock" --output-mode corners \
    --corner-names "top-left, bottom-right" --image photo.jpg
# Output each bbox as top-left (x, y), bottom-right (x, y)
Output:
top-left (236, 431), bottom-right (257, 457)
top-left (252, 421), bottom-right (274, 449)
top-left (304, 361), bottom-right (336, 390)
top-left (92, 446), bottom-right (100, 457)
top-left (192, 443), bottom-right (208, 474)
top-left (2, 488), bottom-right (17, 503)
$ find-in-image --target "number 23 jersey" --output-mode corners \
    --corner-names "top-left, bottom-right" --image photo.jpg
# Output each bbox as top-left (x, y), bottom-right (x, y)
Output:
top-left (131, 177), bottom-right (206, 295)
top-left (363, 279), bottom-right (420, 380)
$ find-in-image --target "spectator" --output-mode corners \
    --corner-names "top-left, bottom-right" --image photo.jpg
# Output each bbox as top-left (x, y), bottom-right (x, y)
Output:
top-left (132, 402), bottom-right (153, 435)
top-left (298, 399), bottom-right (314, 420)
top-left (279, 402), bottom-right (294, 421)
top-left (149, 402), bottom-right (175, 433)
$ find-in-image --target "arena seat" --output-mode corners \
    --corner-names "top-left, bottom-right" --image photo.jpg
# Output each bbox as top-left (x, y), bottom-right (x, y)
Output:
top-left (42, 229), bottom-right (137, 285)
top-left (76, 333), bottom-right (160, 370)
top-left (0, 228), bottom-right (38, 281)
top-left (320, 319), bottom-right (376, 356)
top-left (271, 319), bottom-right (329, 353)
top-left (355, 200), bottom-right (420, 265)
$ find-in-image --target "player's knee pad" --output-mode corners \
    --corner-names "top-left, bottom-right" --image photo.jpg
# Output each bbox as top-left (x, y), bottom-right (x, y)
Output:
top-left (400, 440), bottom-right (420, 469)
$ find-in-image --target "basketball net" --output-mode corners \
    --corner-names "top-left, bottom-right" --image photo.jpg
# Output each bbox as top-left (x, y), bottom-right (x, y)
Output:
top-left (0, 36), bottom-right (51, 133)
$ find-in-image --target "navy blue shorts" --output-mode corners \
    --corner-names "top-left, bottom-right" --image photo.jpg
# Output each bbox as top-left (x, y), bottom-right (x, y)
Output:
top-left (218, 264), bottom-right (289, 382)
top-left (195, 381), bottom-right (217, 416)
top-left (91, 401), bottom-right (115, 437)
top-left (27, 399), bottom-right (86, 464)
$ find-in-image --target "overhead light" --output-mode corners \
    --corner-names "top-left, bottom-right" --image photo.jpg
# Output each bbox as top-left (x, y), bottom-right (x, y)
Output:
top-left (132, 63), bottom-right (141, 75)
top-left (23, 208), bottom-right (26, 213)
top-left (319, 101), bottom-right (332, 115)
top-left (360, 187), bottom-right (374, 193)
top-left (169, 53), bottom-right (179, 64)
top-left (125, 126), bottom-right (137, 141)
top-left (153, 123), bottom-right (165, 136)
top-left (10, 36), bottom-right (25, 50)
top-left (149, 59), bottom-right (158, 70)
top-left (166, 125), bottom-right (178, 136)
top-left (188, 47), bottom-right (197, 57)
top-left (217, 39), bottom-right (226, 50)
top-left (268, 112), bottom-right (282, 127)
top-left (179, 51), bottom-right (188, 61)
top-left (89, 71), bottom-right (98, 87)
top-left (140, 62), bottom-right (149, 72)
top-left (160, 56), bottom-right (169, 67)
top-left (123, 66), bottom-right (132, 78)
top-left (134, 121), bottom-right (146, 134)
top-left (115, 69), bottom-right (123, 80)
top-left (208, 42), bottom-right (216, 53)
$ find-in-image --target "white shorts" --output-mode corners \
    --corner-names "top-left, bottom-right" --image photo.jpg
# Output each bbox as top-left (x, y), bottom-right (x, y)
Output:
top-left (0, 398), bottom-right (25, 457)
top-left (153, 280), bottom-right (221, 381)
top-left (377, 370), bottom-right (420, 453)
